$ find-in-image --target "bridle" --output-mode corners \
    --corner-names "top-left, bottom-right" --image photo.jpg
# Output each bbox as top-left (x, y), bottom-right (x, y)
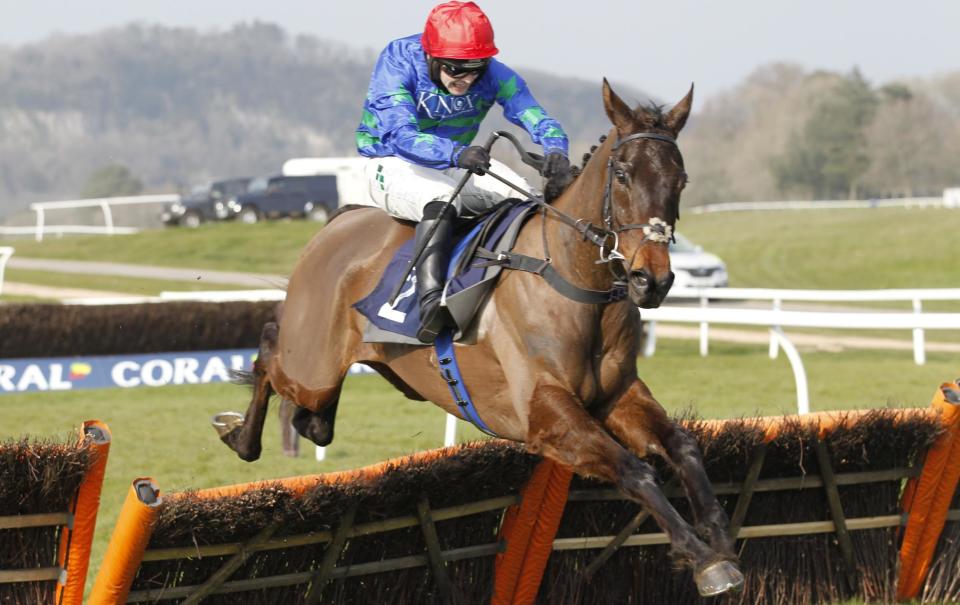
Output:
top-left (595, 131), bottom-right (679, 264)
top-left (473, 130), bottom-right (682, 304)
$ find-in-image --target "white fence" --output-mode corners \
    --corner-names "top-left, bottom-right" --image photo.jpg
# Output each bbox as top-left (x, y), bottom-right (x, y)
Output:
top-left (688, 197), bottom-right (944, 214)
top-left (0, 247), bottom-right (13, 296)
top-left (0, 194), bottom-right (180, 242)
top-left (661, 286), bottom-right (960, 365)
top-left (644, 287), bottom-right (960, 414)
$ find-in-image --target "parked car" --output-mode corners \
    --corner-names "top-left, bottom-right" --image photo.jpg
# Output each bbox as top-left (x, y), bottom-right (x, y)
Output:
top-left (232, 175), bottom-right (339, 224)
top-left (162, 178), bottom-right (252, 228)
top-left (669, 233), bottom-right (729, 289)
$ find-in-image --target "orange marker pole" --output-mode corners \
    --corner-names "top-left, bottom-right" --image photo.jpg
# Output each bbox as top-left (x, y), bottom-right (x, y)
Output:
top-left (493, 460), bottom-right (573, 605)
top-left (88, 478), bottom-right (163, 605)
top-left (56, 420), bottom-right (111, 605)
top-left (897, 381), bottom-right (960, 600)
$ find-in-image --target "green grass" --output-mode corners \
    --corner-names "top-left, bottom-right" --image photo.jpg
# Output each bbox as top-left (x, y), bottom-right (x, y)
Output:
top-left (1, 220), bottom-right (320, 275)
top-left (2, 339), bottom-right (956, 594)
top-left (678, 207), bottom-right (960, 289)
top-left (3, 268), bottom-right (253, 296)
top-left (3, 207), bottom-right (958, 291)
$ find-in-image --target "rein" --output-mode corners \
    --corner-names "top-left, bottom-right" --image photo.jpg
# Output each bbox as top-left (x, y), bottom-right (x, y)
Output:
top-left (479, 130), bottom-right (679, 304)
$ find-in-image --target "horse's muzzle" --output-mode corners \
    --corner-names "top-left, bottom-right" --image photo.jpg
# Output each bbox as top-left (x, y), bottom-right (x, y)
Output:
top-left (629, 269), bottom-right (674, 308)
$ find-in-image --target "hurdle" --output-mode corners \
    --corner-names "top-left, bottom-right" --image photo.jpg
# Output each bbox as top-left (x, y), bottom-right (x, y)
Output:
top-left (0, 420), bottom-right (111, 605)
top-left (87, 378), bottom-right (960, 603)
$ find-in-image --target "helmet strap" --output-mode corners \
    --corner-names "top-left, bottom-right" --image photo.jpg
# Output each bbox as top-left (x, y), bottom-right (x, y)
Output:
top-left (426, 55), bottom-right (448, 93)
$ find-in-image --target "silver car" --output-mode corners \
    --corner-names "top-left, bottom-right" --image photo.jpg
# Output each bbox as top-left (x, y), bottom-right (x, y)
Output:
top-left (669, 233), bottom-right (729, 289)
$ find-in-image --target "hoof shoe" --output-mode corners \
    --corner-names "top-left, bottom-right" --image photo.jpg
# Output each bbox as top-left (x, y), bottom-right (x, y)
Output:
top-left (212, 411), bottom-right (245, 438)
top-left (695, 560), bottom-right (744, 597)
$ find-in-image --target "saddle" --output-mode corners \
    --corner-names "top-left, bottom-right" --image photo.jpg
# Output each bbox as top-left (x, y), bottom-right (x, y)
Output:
top-left (354, 200), bottom-right (538, 345)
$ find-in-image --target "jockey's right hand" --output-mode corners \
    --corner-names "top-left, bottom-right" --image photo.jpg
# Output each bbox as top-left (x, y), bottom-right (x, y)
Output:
top-left (457, 146), bottom-right (491, 175)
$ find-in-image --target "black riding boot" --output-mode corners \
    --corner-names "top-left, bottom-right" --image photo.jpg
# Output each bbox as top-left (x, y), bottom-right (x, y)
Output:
top-left (415, 201), bottom-right (456, 344)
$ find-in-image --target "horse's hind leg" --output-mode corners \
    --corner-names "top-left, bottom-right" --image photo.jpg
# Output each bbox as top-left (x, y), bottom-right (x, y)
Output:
top-left (601, 380), bottom-right (738, 561)
top-left (291, 392), bottom-right (342, 447)
top-left (279, 399), bottom-right (300, 457)
top-left (214, 322), bottom-right (278, 462)
top-left (527, 384), bottom-right (740, 596)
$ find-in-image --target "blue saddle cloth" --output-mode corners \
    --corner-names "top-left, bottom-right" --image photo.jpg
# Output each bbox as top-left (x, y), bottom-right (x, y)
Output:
top-left (354, 201), bottom-right (536, 343)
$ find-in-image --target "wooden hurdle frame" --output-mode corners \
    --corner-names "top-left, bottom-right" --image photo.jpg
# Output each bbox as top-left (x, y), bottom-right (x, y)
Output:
top-left (0, 420), bottom-right (111, 605)
top-left (87, 380), bottom-right (960, 604)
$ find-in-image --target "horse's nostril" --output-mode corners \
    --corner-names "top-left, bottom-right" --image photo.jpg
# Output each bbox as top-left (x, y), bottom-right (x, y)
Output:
top-left (630, 270), bottom-right (651, 290)
top-left (660, 271), bottom-right (675, 291)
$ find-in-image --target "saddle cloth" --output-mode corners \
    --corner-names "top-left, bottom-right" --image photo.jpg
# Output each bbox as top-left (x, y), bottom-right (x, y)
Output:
top-left (354, 200), bottom-right (537, 344)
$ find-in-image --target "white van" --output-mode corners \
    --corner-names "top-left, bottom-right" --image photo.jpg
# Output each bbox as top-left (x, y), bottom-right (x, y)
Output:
top-left (281, 157), bottom-right (368, 209)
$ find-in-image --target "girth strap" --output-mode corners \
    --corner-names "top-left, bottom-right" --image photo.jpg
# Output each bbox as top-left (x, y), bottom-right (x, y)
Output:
top-left (435, 330), bottom-right (498, 437)
top-left (474, 248), bottom-right (628, 304)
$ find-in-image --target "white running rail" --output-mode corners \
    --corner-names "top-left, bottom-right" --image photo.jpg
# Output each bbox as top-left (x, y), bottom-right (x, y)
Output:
top-left (663, 287), bottom-right (960, 365)
top-left (26, 194), bottom-right (180, 241)
top-left (0, 247), bottom-right (13, 296)
top-left (688, 197), bottom-right (944, 214)
top-left (641, 304), bottom-right (960, 414)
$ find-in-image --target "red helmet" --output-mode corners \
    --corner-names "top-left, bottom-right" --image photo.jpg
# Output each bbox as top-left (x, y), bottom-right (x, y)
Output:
top-left (421, 1), bottom-right (499, 60)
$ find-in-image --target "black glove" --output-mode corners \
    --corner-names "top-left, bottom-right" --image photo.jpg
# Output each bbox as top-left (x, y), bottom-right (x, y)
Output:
top-left (542, 152), bottom-right (570, 179)
top-left (457, 146), bottom-right (491, 175)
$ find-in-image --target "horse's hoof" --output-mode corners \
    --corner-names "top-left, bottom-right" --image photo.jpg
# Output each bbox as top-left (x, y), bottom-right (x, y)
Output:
top-left (212, 411), bottom-right (245, 438)
top-left (695, 560), bottom-right (744, 597)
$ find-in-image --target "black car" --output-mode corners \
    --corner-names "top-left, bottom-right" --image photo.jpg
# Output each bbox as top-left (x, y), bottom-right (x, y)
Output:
top-left (233, 175), bottom-right (339, 224)
top-left (162, 178), bottom-right (252, 228)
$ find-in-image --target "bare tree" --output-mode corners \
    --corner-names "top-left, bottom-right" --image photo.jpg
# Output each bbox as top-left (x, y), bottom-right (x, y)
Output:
top-left (863, 87), bottom-right (955, 197)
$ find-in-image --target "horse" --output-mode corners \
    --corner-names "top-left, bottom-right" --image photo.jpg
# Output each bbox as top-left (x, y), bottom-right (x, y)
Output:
top-left (214, 80), bottom-right (744, 596)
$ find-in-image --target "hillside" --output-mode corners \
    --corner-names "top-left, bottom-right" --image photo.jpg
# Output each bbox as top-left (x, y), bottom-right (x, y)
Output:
top-left (0, 22), bottom-right (647, 220)
top-left (1, 22), bottom-right (959, 220)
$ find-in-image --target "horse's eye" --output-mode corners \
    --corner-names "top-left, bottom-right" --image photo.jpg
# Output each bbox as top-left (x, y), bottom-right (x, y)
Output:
top-left (614, 169), bottom-right (627, 184)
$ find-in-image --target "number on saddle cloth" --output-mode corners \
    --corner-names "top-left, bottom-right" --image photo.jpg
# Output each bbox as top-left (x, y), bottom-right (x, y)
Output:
top-left (353, 200), bottom-right (537, 343)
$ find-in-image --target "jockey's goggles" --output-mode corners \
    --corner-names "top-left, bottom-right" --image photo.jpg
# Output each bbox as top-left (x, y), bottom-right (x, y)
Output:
top-left (436, 57), bottom-right (490, 77)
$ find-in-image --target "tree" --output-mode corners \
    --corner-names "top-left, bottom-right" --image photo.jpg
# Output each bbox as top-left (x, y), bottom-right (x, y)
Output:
top-left (862, 87), bottom-right (955, 197)
top-left (80, 164), bottom-right (143, 198)
top-left (773, 69), bottom-right (878, 199)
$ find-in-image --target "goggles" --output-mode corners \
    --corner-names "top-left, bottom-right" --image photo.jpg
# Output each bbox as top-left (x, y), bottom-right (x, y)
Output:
top-left (436, 57), bottom-right (490, 77)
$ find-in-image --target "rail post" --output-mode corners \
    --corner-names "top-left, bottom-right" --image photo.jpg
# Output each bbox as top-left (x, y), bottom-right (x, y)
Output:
top-left (912, 298), bottom-right (925, 365)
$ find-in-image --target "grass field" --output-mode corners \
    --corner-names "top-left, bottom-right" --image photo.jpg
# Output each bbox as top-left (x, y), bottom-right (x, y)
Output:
top-left (3, 339), bottom-right (957, 588)
top-left (3, 207), bottom-right (959, 289)
top-left (4, 268), bottom-right (252, 296)
top-left (1, 219), bottom-right (318, 275)
top-left (679, 207), bottom-right (960, 290)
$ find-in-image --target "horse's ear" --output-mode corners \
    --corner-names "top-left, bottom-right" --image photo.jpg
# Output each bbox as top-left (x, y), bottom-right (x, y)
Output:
top-left (602, 78), bottom-right (634, 135)
top-left (664, 84), bottom-right (694, 136)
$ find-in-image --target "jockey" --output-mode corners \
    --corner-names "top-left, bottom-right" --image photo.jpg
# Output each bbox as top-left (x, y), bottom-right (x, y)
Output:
top-left (356, 0), bottom-right (570, 344)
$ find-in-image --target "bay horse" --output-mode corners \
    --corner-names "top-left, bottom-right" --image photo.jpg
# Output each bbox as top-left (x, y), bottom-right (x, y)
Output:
top-left (215, 80), bottom-right (743, 596)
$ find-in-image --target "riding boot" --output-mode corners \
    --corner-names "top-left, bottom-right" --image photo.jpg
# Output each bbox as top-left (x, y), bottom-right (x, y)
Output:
top-left (415, 202), bottom-right (456, 344)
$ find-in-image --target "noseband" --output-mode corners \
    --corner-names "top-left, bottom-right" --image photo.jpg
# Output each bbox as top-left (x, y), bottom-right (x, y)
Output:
top-left (596, 132), bottom-right (678, 263)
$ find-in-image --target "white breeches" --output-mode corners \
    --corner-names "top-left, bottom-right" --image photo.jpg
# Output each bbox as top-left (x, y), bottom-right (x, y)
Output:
top-left (361, 156), bottom-right (535, 221)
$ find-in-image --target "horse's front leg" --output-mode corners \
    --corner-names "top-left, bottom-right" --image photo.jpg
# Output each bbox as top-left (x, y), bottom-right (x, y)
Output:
top-left (212, 322), bottom-right (277, 461)
top-left (600, 380), bottom-right (737, 561)
top-left (527, 383), bottom-right (739, 596)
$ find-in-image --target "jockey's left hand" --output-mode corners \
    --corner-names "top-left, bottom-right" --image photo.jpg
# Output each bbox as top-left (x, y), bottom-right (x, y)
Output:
top-left (542, 152), bottom-right (570, 179)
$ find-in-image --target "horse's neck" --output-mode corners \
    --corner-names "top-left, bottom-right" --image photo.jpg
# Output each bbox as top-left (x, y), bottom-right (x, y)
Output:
top-left (540, 132), bottom-right (616, 290)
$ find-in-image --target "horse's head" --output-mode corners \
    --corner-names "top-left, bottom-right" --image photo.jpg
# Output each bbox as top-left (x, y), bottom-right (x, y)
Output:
top-left (600, 79), bottom-right (692, 308)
